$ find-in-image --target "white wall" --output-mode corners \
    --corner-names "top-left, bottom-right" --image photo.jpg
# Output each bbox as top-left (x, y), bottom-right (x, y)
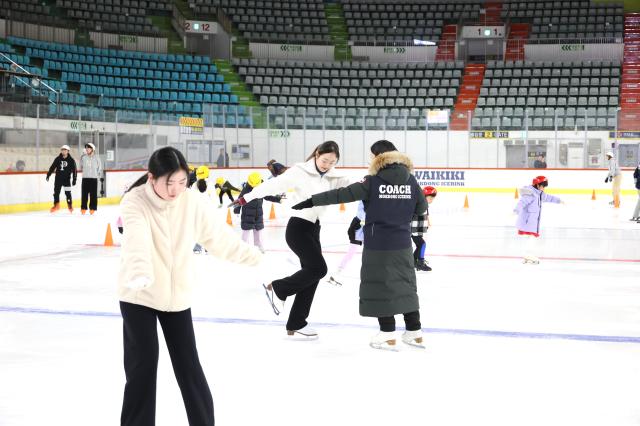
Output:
top-left (524, 43), bottom-right (623, 62)
top-left (1, 167), bottom-right (635, 207)
top-left (248, 43), bottom-right (335, 61)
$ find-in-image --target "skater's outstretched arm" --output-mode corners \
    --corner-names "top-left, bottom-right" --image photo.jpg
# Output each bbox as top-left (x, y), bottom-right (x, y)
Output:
top-left (308, 177), bottom-right (371, 207)
top-left (46, 157), bottom-right (59, 180)
top-left (541, 192), bottom-right (562, 204)
top-left (195, 196), bottom-right (262, 266)
top-left (240, 168), bottom-right (298, 204)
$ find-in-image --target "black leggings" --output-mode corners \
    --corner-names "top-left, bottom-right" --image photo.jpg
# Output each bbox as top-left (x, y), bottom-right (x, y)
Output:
top-left (218, 189), bottom-right (234, 205)
top-left (378, 311), bottom-right (421, 332)
top-left (272, 217), bottom-right (327, 331)
top-left (120, 302), bottom-right (214, 426)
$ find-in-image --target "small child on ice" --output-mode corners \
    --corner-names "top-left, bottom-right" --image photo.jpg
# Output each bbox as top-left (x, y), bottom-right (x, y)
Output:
top-left (514, 176), bottom-right (562, 264)
top-left (233, 172), bottom-right (282, 253)
top-left (215, 177), bottom-right (240, 207)
top-left (411, 186), bottom-right (437, 272)
top-left (327, 201), bottom-right (366, 286)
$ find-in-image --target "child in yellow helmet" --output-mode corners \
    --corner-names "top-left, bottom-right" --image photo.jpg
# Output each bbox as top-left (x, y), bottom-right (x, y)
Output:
top-left (233, 172), bottom-right (283, 252)
top-left (214, 176), bottom-right (240, 208)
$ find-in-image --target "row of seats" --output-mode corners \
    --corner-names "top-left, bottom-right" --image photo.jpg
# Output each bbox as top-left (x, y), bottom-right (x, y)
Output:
top-left (477, 96), bottom-right (619, 107)
top-left (474, 106), bottom-right (618, 118)
top-left (472, 116), bottom-right (615, 130)
top-left (482, 77), bottom-right (620, 87)
top-left (481, 86), bottom-right (619, 97)
top-left (67, 74), bottom-right (230, 92)
top-left (254, 86), bottom-right (459, 97)
top-left (233, 57), bottom-right (464, 69)
top-left (247, 76), bottom-right (460, 89)
top-left (53, 64), bottom-right (220, 81)
top-left (34, 54), bottom-right (215, 73)
top-left (80, 86), bottom-right (237, 103)
top-left (259, 95), bottom-right (456, 109)
top-left (10, 37), bottom-right (212, 64)
top-left (244, 69), bottom-right (463, 81)
top-left (486, 67), bottom-right (620, 78)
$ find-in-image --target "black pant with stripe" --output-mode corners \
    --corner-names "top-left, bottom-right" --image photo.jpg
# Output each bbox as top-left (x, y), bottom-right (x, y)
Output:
top-left (120, 301), bottom-right (214, 426)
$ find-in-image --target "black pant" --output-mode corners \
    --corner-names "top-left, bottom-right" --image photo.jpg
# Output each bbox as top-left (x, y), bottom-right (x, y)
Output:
top-left (218, 189), bottom-right (234, 205)
top-left (53, 176), bottom-right (72, 207)
top-left (120, 302), bottom-right (214, 426)
top-left (272, 217), bottom-right (327, 331)
top-left (81, 178), bottom-right (98, 210)
top-left (378, 311), bottom-right (421, 332)
top-left (412, 235), bottom-right (425, 260)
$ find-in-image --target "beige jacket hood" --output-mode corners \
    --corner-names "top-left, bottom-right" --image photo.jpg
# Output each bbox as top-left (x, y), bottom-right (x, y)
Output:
top-left (118, 182), bottom-right (262, 312)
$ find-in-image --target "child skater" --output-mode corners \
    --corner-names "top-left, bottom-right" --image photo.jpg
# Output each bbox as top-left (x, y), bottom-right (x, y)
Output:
top-left (230, 141), bottom-right (350, 340)
top-left (515, 175), bottom-right (562, 264)
top-left (292, 140), bottom-right (428, 350)
top-left (46, 145), bottom-right (77, 213)
top-left (411, 186), bottom-right (437, 272)
top-left (118, 146), bottom-right (262, 426)
top-left (215, 176), bottom-right (240, 207)
top-left (233, 172), bottom-right (282, 253)
top-left (79, 142), bottom-right (103, 215)
top-left (327, 201), bottom-right (366, 286)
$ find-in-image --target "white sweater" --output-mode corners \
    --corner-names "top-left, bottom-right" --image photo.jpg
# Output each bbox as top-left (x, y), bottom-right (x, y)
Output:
top-left (118, 181), bottom-right (262, 311)
top-left (243, 159), bottom-right (351, 223)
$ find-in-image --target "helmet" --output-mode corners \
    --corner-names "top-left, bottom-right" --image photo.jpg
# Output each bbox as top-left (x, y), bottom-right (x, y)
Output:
top-left (60, 145), bottom-right (70, 151)
top-left (422, 186), bottom-right (437, 197)
top-left (606, 151), bottom-right (614, 158)
top-left (532, 176), bottom-right (548, 187)
top-left (216, 177), bottom-right (225, 185)
top-left (247, 172), bottom-right (263, 188)
top-left (196, 165), bottom-right (209, 180)
top-left (85, 142), bottom-right (96, 151)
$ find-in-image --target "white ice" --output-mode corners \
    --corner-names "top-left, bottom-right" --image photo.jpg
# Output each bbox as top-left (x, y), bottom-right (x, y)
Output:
top-left (1, 192), bottom-right (640, 426)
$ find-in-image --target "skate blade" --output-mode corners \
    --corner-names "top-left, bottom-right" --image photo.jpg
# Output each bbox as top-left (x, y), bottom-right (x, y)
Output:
top-left (286, 333), bottom-right (319, 341)
top-left (326, 277), bottom-right (343, 286)
top-left (369, 341), bottom-right (399, 352)
top-left (262, 284), bottom-right (281, 316)
top-left (402, 340), bottom-right (426, 349)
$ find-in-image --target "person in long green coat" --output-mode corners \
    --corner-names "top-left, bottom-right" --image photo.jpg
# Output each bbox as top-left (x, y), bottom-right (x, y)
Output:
top-left (292, 140), bottom-right (427, 350)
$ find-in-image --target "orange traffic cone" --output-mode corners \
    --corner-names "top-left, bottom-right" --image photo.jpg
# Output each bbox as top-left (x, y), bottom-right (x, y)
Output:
top-left (591, 189), bottom-right (596, 201)
top-left (226, 208), bottom-right (233, 226)
top-left (463, 195), bottom-right (469, 209)
top-left (339, 203), bottom-right (346, 212)
top-left (269, 204), bottom-right (276, 220)
top-left (514, 188), bottom-right (519, 199)
top-left (104, 223), bottom-right (114, 247)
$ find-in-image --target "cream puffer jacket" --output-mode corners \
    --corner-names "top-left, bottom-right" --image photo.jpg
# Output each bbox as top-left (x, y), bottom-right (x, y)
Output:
top-left (242, 159), bottom-right (351, 223)
top-left (118, 181), bottom-right (262, 312)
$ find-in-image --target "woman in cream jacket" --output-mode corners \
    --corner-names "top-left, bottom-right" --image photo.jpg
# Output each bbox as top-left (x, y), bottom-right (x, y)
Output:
top-left (232, 141), bottom-right (350, 340)
top-left (118, 146), bottom-right (262, 426)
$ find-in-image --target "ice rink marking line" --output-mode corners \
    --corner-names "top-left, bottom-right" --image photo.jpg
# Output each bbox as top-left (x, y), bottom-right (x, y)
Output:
top-left (2, 305), bottom-right (640, 344)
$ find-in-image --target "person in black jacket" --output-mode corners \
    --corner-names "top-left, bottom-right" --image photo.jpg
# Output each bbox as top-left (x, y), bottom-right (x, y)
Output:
top-left (267, 159), bottom-right (287, 178)
top-left (632, 162), bottom-right (640, 222)
top-left (233, 172), bottom-right (282, 253)
top-left (46, 145), bottom-right (77, 213)
top-left (292, 140), bottom-right (428, 350)
top-left (215, 177), bottom-right (240, 207)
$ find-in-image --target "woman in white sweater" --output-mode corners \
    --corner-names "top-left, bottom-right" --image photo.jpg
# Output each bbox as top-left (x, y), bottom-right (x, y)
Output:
top-left (118, 146), bottom-right (262, 426)
top-left (232, 141), bottom-right (350, 340)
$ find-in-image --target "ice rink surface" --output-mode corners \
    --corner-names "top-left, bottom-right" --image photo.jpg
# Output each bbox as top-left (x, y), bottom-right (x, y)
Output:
top-left (1, 191), bottom-right (640, 426)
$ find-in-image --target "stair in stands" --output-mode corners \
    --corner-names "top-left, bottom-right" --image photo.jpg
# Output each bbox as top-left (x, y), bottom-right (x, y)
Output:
top-left (505, 23), bottom-right (530, 62)
top-left (435, 25), bottom-right (457, 61)
top-left (618, 13), bottom-right (640, 130)
top-left (481, 1), bottom-right (503, 25)
top-left (450, 63), bottom-right (486, 130)
top-left (324, 2), bottom-right (352, 61)
top-left (216, 59), bottom-right (265, 127)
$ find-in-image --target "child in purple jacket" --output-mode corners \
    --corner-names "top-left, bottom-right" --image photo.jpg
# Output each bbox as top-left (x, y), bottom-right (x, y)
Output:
top-left (515, 176), bottom-right (562, 264)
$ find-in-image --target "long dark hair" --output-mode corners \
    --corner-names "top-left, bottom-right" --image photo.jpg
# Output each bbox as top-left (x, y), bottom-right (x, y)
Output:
top-left (370, 140), bottom-right (397, 156)
top-left (306, 141), bottom-right (340, 161)
top-left (127, 146), bottom-right (190, 193)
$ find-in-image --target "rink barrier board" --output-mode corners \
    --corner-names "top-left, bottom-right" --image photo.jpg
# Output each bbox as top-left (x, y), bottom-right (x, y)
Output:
top-left (1, 168), bottom-right (637, 214)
